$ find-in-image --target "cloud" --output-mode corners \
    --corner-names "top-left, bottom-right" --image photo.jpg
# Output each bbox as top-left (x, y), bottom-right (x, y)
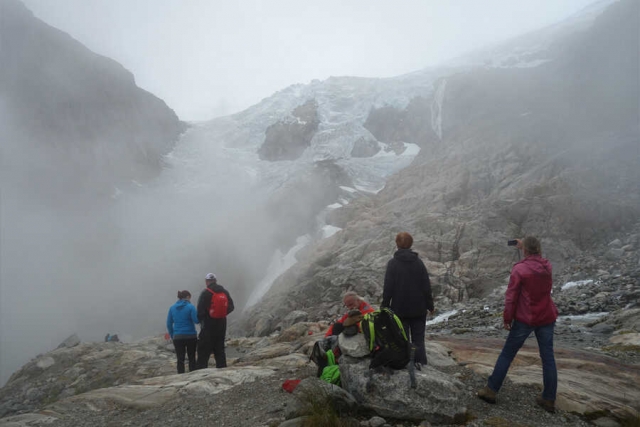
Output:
top-left (21, 0), bottom-right (596, 120)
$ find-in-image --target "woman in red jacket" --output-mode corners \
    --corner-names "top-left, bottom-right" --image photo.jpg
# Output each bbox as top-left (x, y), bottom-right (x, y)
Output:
top-left (478, 236), bottom-right (558, 413)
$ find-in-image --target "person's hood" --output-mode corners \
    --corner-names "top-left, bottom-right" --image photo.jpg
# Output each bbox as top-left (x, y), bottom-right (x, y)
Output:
top-left (522, 254), bottom-right (552, 274)
top-left (394, 248), bottom-right (419, 262)
top-left (174, 299), bottom-right (191, 310)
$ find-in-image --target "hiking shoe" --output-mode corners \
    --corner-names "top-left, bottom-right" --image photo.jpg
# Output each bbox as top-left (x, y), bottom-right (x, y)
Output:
top-left (477, 386), bottom-right (497, 404)
top-left (536, 395), bottom-right (556, 413)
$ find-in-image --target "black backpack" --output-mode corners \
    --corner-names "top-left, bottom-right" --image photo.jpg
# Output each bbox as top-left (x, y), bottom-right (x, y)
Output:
top-left (309, 335), bottom-right (339, 377)
top-left (361, 308), bottom-right (410, 370)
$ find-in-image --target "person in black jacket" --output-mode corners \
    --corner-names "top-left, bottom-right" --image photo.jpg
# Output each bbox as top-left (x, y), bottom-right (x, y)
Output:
top-left (196, 273), bottom-right (235, 369)
top-left (382, 232), bottom-right (434, 367)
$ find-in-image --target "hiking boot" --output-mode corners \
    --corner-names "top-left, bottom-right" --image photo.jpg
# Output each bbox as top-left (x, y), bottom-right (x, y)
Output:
top-left (477, 386), bottom-right (497, 404)
top-left (536, 395), bottom-right (556, 413)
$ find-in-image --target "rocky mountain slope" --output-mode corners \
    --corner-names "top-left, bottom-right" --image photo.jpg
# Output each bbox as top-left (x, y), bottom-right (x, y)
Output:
top-left (239, 0), bottom-right (639, 337)
top-left (0, 0), bottom-right (185, 201)
top-left (1, 2), bottom-right (638, 424)
top-left (0, 302), bottom-right (638, 426)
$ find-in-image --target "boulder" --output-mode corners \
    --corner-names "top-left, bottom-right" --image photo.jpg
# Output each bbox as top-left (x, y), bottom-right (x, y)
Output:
top-left (57, 334), bottom-right (81, 349)
top-left (340, 360), bottom-right (467, 423)
top-left (286, 377), bottom-right (358, 420)
top-left (281, 311), bottom-right (309, 330)
top-left (609, 333), bottom-right (640, 347)
top-left (338, 333), bottom-right (370, 358)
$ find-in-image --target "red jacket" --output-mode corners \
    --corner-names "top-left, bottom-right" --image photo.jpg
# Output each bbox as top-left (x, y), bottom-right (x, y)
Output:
top-left (325, 300), bottom-right (375, 337)
top-left (504, 255), bottom-right (558, 327)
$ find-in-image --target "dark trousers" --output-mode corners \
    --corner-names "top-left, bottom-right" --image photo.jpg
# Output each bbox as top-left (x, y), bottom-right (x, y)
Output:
top-left (488, 321), bottom-right (557, 401)
top-left (173, 337), bottom-right (197, 374)
top-left (400, 314), bottom-right (428, 365)
top-left (197, 318), bottom-right (227, 369)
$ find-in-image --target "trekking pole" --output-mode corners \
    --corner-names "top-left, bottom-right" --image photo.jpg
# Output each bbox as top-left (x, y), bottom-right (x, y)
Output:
top-left (408, 344), bottom-right (417, 389)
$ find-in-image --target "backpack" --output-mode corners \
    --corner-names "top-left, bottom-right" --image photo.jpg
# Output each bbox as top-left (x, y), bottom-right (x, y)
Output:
top-left (206, 288), bottom-right (229, 319)
top-left (361, 308), bottom-right (410, 370)
top-left (319, 350), bottom-right (341, 385)
top-left (309, 336), bottom-right (339, 377)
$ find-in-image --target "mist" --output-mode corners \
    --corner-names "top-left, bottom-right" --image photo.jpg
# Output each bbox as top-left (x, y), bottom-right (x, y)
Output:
top-left (21, 0), bottom-right (597, 120)
top-left (0, 0), bottom-right (608, 386)
top-left (0, 116), bottom-right (282, 385)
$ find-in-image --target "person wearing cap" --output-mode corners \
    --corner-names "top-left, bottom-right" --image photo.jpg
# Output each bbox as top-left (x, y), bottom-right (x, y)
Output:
top-left (196, 273), bottom-right (235, 369)
top-left (382, 231), bottom-right (434, 368)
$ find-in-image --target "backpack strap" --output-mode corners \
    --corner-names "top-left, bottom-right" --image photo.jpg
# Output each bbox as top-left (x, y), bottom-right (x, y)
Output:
top-left (385, 308), bottom-right (408, 341)
top-left (206, 288), bottom-right (215, 295)
top-left (364, 312), bottom-right (375, 351)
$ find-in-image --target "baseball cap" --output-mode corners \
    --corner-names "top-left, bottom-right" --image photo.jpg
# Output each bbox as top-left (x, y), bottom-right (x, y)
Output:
top-left (205, 273), bottom-right (216, 280)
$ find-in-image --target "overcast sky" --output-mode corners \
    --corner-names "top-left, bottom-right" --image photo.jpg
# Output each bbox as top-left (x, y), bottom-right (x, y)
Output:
top-left (22, 0), bottom-right (596, 121)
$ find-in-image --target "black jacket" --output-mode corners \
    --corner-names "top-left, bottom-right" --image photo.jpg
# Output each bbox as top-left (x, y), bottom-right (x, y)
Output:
top-left (197, 282), bottom-right (235, 325)
top-left (382, 249), bottom-right (434, 317)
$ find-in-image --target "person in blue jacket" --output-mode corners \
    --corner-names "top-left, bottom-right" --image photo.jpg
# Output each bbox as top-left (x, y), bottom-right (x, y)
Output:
top-left (166, 290), bottom-right (199, 373)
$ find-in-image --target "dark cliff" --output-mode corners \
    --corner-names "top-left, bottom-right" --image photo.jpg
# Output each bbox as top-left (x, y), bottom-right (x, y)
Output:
top-left (0, 0), bottom-right (186, 202)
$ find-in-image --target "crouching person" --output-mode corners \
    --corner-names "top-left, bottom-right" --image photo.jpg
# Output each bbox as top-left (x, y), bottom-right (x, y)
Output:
top-left (310, 291), bottom-right (373, 380)
top-left (325, 291), bottom-right (375, 337)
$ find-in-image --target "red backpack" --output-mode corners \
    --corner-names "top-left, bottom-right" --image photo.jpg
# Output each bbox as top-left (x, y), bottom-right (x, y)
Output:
top-left (206, 288), bottom-right (229, 319)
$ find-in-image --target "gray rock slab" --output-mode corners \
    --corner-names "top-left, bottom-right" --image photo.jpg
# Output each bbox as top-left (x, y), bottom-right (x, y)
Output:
top-left (340, 361), bottom-right (466, 423)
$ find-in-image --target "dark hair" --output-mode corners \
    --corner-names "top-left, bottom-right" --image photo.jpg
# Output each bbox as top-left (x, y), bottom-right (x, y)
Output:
top-left (177, 290), bottom-right (191, 299)
top-left (395, 232), bottom-right (413, 249)
top-left (523, 236), bottom-right (541, 255)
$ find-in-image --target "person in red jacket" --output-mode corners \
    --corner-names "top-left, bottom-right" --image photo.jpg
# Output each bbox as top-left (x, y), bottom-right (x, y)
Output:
top-left (478, 236), bottom-right (558, 413)
top-left (325, 291), bottom-right (375, 337)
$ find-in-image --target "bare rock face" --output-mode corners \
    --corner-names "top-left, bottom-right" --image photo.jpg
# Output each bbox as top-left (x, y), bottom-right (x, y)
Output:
top-left (0, 0), bottom-right (185, 200)
top-left (49, 366), bottom-right (276, 412)
top-left (241, 0), bottom-right (640, 338)
top-left (258, 99), bottom-right (320, 161)
top-left (350, 136), bottom-right (380, 158)
top-left (363, 96), bottom-right (440, 148)
top-left (0, 336), bottom-right (176, 418)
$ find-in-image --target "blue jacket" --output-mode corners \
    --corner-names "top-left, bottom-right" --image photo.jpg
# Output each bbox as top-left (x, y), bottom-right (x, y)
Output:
top-left (166, 299), bottom-right (199, 338)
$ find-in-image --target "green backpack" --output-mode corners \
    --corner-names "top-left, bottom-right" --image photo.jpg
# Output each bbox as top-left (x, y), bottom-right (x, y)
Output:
top-left (319, 350), bottom-right (341, 385)
top-left (361, 307), bottom-right (411, 369)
